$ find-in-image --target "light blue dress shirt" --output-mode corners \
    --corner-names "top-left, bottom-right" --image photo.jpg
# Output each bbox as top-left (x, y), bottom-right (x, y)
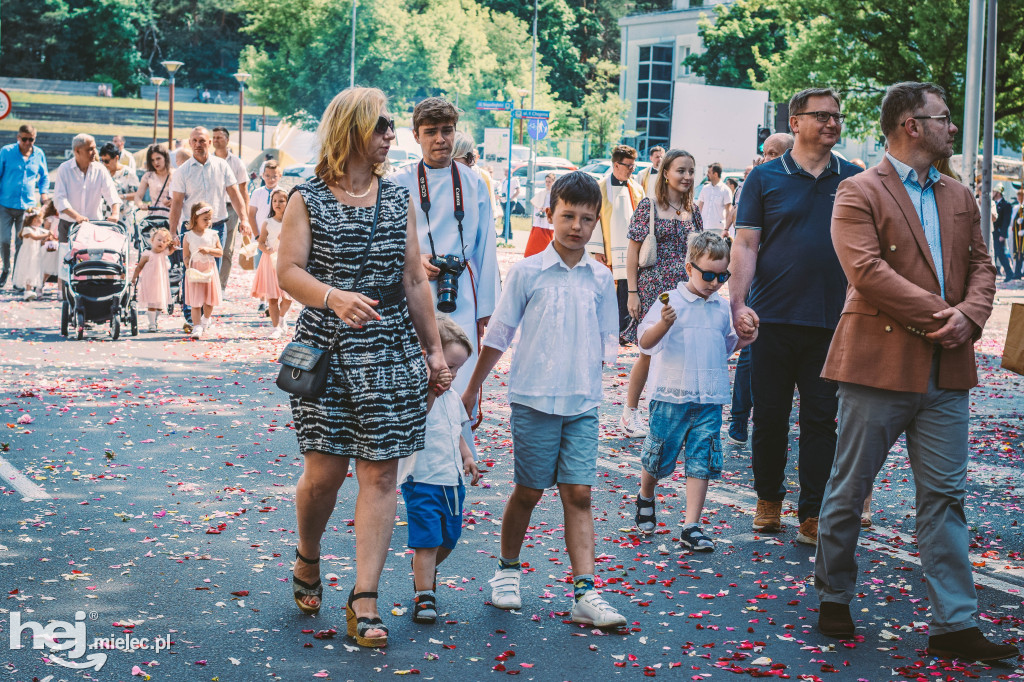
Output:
top-left (886, 152), bottom-right (944, 298)
top-left (0, 144), bottom-right (49, 210)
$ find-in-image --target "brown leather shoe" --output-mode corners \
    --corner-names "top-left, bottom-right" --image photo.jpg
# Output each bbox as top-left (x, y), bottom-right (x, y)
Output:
top-left (752, 499), bottom-right (783, 532)
top-left (818, 601), bottom-right (855, 638)
top-left (796, 517), bottom-right (819, 545)
top-left (927, 626), bottom-right (1020, 663)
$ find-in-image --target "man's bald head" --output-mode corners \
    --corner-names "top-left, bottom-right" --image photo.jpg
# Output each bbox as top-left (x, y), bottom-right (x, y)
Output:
top-left (189, 127), bottom-right (211, 162)
top-left (762, 133), bottom-right (795, 161)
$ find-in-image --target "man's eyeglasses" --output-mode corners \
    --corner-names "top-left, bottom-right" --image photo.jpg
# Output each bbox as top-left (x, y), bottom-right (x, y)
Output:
top-left (375, 116), bottom-right (395, 135)
top-left (19, 137), bottom-right (35, 143)
top-left (795, 111), bottom-right (846, 124)
top-left (615, 161), bottom-right (636, 170)
top-left (689, 262), bottom-right (731, 283)
top-left (903, 114), bottom-right (951, 126)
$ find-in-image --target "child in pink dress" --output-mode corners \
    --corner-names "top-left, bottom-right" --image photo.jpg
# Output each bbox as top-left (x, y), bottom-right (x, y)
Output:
top-left (131, 227), bottom-right (174, 331)
top-left (250, 189), bottom-right (292, 338)
top-left (182, 203), bottom-right (223, 339)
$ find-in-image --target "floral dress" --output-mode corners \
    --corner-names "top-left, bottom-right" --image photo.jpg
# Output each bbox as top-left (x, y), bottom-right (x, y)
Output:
top-left (623, 197), bottom-right (704, 344)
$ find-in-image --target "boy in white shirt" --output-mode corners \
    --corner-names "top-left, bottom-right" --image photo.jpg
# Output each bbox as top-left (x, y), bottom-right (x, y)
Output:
top-left (462, 172), bottom-right (625, 628)
top-left (634, 232), bottom-right (757, 550)
top-left (399, 316), bottom-right (481, 625)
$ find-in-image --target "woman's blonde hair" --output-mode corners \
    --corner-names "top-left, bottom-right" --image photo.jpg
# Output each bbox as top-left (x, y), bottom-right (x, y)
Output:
top-left (654, 149), bottom-right (696, 213)
top-left (315, 87), bottom-right (389, 185)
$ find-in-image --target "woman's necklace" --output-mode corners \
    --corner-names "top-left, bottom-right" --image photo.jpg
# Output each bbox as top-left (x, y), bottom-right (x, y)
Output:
top-left (342, 176), bottom-right (375, 199)
top-left (666, 200), bottom-right (684, 216)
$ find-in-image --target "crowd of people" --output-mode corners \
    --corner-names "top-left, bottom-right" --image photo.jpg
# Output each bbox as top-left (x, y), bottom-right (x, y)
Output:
top-left (0, 82), bottom-right (1019, 664)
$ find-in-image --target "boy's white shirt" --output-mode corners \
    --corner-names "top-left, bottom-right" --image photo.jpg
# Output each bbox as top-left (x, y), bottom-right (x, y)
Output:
top-left (482, 242), bottom-right (618, 416)
top-left (637, 283), bottom-right (739, 405)
top-left (397, 390), bottom-right (470, 488)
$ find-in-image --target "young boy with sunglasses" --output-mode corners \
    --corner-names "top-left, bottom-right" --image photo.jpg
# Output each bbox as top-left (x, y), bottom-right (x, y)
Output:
top-left (634, 231), bottom-right (757, 551)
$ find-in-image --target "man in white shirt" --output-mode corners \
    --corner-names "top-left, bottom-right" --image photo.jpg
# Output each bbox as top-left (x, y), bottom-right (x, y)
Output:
top-left (211, 126), bottom-right (251, 288)
top-left (53, 134), bottom-right (121, 242)
top-left (167, 127), bottom-right (249, 329)
top-left (112, 135), bottom-right (136, 171)
top-left (697, 162), bottom-right (732, 238)
top-left (498, 172), bottom-right (521, 226)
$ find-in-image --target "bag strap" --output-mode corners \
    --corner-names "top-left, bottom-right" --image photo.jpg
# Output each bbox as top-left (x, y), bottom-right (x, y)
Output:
top-left (152, 173), bottom-right (170, 205)
top-left (649, 197), bottom-right (656, 235)
top-left (353, 179), bottom-right (384, 287)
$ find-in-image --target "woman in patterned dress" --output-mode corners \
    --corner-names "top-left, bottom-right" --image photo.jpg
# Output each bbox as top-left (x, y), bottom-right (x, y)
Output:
top-left (277, 87), bottom-right (450, 648)
top-left (620, 149), bottom-right (704, 437)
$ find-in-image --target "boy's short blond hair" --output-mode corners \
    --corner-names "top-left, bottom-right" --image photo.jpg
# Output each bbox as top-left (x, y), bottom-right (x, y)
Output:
top-left (686, 231), bottom-right (730, 263)
top-left (436, 315), bottom-right (473, 356)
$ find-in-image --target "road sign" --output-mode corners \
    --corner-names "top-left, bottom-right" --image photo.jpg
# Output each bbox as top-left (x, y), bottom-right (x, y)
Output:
top-left (527, 118), bottom-right (548, 141)
top-left (512, 109), bottom-right (550, 120)
top-left (0, 89), bottom-right (11, 121)
top-left (476, 100), bottom-right (513, 111)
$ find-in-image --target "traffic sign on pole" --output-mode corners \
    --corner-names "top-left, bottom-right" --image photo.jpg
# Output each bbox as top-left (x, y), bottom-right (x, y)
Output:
top-left (527, 118), bottom-right (548, 141)
top-left (476, 100), bottom-right (513, 111)
top-left (512, 109), bottom-right (550, 120)
top-left (0, 89), bottom-right (11, 121)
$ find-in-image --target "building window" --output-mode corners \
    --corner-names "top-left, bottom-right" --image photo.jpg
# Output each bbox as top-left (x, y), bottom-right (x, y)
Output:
top-left (636, 42), bottom-right (674, 156)
top-left (681, 47), bottom-right (692, 77)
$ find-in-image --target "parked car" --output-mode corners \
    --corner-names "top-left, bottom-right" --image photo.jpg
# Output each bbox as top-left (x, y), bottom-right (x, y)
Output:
top-left (510, 157), bottom-right (577, 179)
top-left (580, 159), bottom-right (652, 181)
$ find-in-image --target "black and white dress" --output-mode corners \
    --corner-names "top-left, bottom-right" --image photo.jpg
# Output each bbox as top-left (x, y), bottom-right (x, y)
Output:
top-left (288, 177), bottom-right (428, 460)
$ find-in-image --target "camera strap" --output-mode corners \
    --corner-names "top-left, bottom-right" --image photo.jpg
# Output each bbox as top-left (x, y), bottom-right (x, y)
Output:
top-left (417, 161), bottom-right (467, 261)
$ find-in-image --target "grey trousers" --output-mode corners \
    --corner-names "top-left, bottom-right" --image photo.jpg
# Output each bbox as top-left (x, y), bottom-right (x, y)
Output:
top-left (0, 206), bottom-right (26, 277)
top-left (219, 204), bottom-right (239, 289)
top-left (814, 358), bottom-right (977, 636)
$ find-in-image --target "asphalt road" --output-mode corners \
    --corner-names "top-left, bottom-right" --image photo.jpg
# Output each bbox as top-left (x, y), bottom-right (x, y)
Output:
top-left (1, 263), bottom-right (1022, 682)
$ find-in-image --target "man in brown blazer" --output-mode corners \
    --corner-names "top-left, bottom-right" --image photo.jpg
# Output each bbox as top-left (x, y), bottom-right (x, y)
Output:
top-left (813, 82), bottom-right (1016, 663)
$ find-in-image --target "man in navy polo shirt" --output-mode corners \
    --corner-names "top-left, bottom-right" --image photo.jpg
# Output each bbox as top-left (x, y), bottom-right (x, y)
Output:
top-left (0, 125), bottom-right (49, 288)
top-left (730, 87), bottom-right (863, 544)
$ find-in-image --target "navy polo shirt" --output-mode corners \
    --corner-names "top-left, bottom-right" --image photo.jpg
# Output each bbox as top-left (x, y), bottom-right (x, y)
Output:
top-left (735, 149), bottom-right (862, 329)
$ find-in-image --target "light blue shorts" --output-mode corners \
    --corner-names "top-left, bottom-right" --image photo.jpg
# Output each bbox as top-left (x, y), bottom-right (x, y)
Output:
top-left (641, 400), bottom-right (723, 480)
top-left (509, 403), bottom-right (598, 489)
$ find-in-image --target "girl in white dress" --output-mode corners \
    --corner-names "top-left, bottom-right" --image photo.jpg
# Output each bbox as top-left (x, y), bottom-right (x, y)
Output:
top-left (182, 202), bottom-right (223, 339)
top-left (12, 209), bottom-right (51, 300)
top-left (250, 189), bottom-right (292, 338)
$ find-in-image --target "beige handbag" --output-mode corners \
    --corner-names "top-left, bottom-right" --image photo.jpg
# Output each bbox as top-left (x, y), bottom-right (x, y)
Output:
top-left (638, 199), bottom-right (657, 268)
top-left (238, 236), bottom-right (258, 271)
top-left (1002, 303), bottom-right (1024, 376)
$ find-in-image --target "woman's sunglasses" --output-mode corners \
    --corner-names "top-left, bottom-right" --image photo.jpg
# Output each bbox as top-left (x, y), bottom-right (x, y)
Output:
top-left (690, 262), bottom-right (731, 283)
top-left (375, 116), bottom-right (395, 135)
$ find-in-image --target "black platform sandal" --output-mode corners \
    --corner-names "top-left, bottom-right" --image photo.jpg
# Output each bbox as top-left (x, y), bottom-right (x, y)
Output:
top-left (292, 548), bottom-right (322, 615)
top-left (346, 590), bottom-right (388, 647)
top-left (413, 590), bottom-right (437, 624)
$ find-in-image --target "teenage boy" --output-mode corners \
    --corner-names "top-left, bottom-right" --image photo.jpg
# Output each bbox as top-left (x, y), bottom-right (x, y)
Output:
top-left (634, 232), bottom-right (757, 550)
top-left (462, 172), bottom-right (626, 628)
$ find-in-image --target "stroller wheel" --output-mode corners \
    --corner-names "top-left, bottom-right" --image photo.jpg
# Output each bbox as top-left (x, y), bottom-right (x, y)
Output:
top-left (167, 303), bottom-right (175, 315)
top-left (61, 301), bottom-right (69, 337)
top-left (111, 316), bottom-right (120, 340)
top-left (130, 307), bottom-right (139, 336)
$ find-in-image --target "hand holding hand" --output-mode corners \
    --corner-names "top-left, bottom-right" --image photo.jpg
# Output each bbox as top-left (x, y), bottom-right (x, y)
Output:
top-left (733, 305), bottom-right (759, 337)
top-left (426, 354), bottom-right (451, 395)
top-left (926, 307), bottom-right (975, 348)
top-left (328, 289), bottom-right (380, 329)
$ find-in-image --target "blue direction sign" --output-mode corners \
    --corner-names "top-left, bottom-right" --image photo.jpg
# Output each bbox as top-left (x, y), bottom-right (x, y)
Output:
top-left (527, 118), bottom-right (549, 141)
top-left (476, 100), bottom-right (513, 111)
top-left (512, 109), bottom-right (550, 120)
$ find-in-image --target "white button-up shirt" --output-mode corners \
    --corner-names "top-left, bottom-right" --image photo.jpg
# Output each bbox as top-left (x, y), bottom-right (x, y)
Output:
top-left (638, 284), bottom-right (739, 405)
top-left (53, 158), bottom-right (121, 220)
top-left (169, 155), bottom-right (237, 223)
top-left (397, 390), bottom-right (470, 489)
top-left (483, 243), bottom-right (618, 416)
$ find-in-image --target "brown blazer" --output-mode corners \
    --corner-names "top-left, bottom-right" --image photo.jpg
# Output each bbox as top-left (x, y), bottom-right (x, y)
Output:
top-left (821, 157), bottom-right (996, 392)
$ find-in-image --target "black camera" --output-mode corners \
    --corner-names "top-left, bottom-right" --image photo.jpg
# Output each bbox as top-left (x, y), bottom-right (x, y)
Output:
top-left (431, 254), bottom-right (467, 313)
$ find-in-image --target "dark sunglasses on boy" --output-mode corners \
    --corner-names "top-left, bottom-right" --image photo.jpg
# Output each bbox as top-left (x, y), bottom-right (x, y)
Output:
top-left (689, 262), bottom-right (731, 283)
top-left (375, 116), bottom-right (395, 135)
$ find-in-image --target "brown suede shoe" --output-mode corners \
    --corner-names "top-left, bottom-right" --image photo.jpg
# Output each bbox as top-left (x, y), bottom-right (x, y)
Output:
top-left (818, 601), bottom-right (855, 638)
top-left (752, 499), bottom-right (783, 532)
top-left (796, 517), bottom-right (819, 545)
top-left (927, 627), bottom-right (1020, 663)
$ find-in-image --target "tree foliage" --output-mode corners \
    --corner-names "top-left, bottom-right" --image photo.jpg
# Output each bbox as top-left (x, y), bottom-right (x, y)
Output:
top-left (684, 0), bottom-right (787, 89)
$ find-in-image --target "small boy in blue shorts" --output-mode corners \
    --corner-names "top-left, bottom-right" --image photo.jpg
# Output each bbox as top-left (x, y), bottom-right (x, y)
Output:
top-left (633, 231), bottom-right (757, 551)
top-left (462, 171), bottom-right (626, 628)
top-left (399, 316), bottom-right (482, 624)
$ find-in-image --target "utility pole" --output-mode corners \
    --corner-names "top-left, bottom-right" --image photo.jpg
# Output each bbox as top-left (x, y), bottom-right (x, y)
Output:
top-left (350, 0), bottom-right (357, 89)
top-left (962, 0), bottom-right (984, 186)
top-left (980, 0), bottom-right (997, 249)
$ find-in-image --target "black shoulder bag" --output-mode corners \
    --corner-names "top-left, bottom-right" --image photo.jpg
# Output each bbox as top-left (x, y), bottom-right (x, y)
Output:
top-left (276, 181), bottom-right (383, 399)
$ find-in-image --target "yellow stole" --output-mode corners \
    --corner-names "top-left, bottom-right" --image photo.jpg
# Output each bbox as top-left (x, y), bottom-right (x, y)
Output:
top-left (599, 176), bottom-right (645, 267)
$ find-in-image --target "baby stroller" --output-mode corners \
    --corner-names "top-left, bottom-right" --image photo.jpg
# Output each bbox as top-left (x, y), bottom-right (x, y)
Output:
top-left (60, 220), bottom-right (139, 340)
top-left (138, 211), bottom-right (182, 314)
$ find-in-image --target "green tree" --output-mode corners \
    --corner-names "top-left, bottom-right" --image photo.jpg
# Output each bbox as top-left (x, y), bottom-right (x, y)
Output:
top-left (684, 0), bottom-right (787, 89)
top-left (579, 58), bottom-right (629, 156)
top-left (148, 0), bottom-right (248, 93)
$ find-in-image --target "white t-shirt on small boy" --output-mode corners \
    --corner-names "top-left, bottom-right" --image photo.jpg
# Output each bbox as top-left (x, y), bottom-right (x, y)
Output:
top-left (482, 242), bottom-right (618, 416)
top-left (398, 390), bottom-right (471, 488)
top-left (637, 284), bottom-right (739, 405)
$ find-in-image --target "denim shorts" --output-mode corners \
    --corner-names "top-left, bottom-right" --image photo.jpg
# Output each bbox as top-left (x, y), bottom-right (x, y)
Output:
top-left (401, 481), bottom-right (465, 549)
top-left (509, 403), bottom-right (598, 489)
top-left (640, 400), bottom-right (723, 480)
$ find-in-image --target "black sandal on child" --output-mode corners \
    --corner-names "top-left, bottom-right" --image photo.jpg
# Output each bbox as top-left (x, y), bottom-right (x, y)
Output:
top-left (292, 549), bottom-right (323, 615)
top-left (346, 590), bottom-right (389, 647)
top-left (413, 590), bottom-right (437, 624)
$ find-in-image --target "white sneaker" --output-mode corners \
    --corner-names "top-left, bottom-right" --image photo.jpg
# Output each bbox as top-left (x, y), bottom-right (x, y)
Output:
top-left (489, 568), bottom-right (522, 610)
top-left (620, 407), bottom-right (649, 438)
top-left (269, 326), bottom-right (283, 339)
top-left (148, 322), bottom-right (158, 333)
top-left (571, 590), bottom-right (626, 628)
top-left (191, 325), bottom-right (204, 339)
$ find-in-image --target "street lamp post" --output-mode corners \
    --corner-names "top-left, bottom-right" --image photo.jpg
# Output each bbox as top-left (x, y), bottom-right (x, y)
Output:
top-left (150, 76), bottom-right (165, 146)
top-left (233, 72), bottom-right (251, 157)
top-left (160, 61), bottom-right (184, 149)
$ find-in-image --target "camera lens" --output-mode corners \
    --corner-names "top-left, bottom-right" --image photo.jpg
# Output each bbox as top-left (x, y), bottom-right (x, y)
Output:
top-left (436, 272), bottom-right (458, 313)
